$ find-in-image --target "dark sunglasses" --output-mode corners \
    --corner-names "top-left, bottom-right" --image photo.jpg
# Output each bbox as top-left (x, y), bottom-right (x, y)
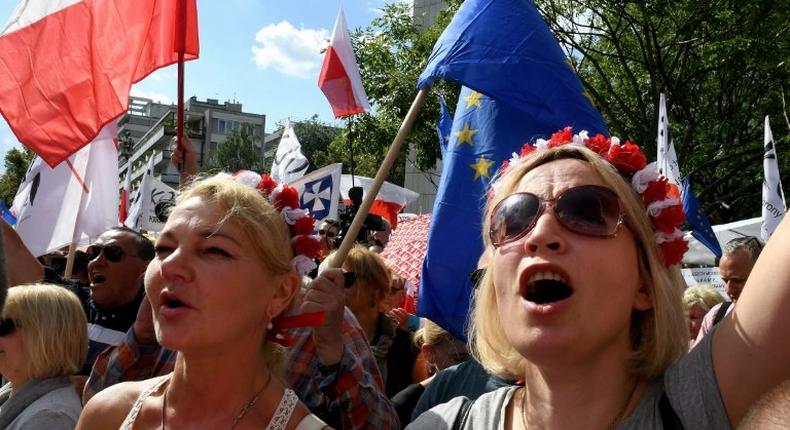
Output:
top-left (0, 319), bottom-right (18, 336)
top-left (86, 244), bottom-right (136, 263)
top-left (319, 229), bottom-right (337, 239)
top-left (489, 185), bottom-right (624, 247)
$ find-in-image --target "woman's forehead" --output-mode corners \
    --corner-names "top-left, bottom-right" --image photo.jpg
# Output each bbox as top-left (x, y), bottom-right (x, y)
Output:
top-left (515, 159), bottom-right (606, 197)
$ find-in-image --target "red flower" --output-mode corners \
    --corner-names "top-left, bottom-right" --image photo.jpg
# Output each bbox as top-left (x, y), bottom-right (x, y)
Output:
top-left (292, 235), bottom-right (321, 259)
top-left (586, 133), bottom-right (611, 155)
top-left (607, 142), bottom-right (647, 174)
top-left (501, 159), bottom-right (511, 171)
top-left (642, 178), bottom-right (669, 205)
top-left (652, 205), bottom-right (686, 233)
top-left (519, 143), bottom-right (536, 157)
top-left (548, 127), bottom-right (573, 147)
top-left (292, 215), bottom-right (316, 236)
top-left (665, 182), bottom-right (681, 200)
top-left (660, 238), bottom-right (689, 266)
top-left (274, 186), bottom-right (300, 210)
top-left (258, 175), bottom-right (277, 197)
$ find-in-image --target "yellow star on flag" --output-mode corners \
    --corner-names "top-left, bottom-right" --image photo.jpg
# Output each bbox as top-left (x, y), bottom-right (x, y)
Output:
top-left (470, 155), bottom-right (495, 181)
top-left (464, 91), bottom-right (483, 110)
top-left (454, 123), bottom-right (478, 146)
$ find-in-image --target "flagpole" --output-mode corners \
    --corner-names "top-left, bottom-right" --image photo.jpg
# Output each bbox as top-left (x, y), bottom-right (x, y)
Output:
top-left (347, 117), bottom-right (355, 187)
top-left (64, 242), bottom-right (76, 279)
top-left (330, 88), bottom-right (429, 267)
top-left (175, 0), bottom-right (187, 171)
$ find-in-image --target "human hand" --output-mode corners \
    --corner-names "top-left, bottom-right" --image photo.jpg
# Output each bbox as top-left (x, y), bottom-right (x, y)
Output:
top-left (133, 295), bottom-right (158, 346)
top-left (169, 135), bottom-right (198, 178)
top-left (387, 307), bottom-right (410, 330)
top-left (299, 269), bottom-right (347, 366)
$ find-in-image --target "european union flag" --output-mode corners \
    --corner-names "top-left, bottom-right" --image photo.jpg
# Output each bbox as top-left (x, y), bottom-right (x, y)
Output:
top-left (0, 200), bottom-right (15, 225)
top-left (682, 176), bottom-right (722, 258)
top-left (418, 0), bottom-right (607, 135)
top-left (418, 0), bottom-right (609, 340)
top-left (436, 95), bottom-right (454, 156)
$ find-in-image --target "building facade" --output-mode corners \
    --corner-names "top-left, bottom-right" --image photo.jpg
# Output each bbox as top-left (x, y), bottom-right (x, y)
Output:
top-left (118, 96), bottom-right (266, 193)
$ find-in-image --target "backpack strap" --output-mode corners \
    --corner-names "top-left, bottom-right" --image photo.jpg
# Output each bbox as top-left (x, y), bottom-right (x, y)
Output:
top-left (452, 397), bottom-right (473, 430)
top-left (659, 392), bottom-right (684, 430)
top-left (713, 301), bottom-right (732, 326)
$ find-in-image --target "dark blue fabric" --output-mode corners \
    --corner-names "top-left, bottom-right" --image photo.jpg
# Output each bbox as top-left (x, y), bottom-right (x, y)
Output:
top-left (682, 176), bottom-right (722, 258)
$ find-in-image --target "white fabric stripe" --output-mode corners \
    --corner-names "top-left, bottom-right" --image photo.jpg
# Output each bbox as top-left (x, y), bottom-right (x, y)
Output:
top-left (88, 322), bottom-right (126, 346)
top-left (329, 9), bottom-right (370, 111)
top-left (3, 0), bottom-right (84, 35)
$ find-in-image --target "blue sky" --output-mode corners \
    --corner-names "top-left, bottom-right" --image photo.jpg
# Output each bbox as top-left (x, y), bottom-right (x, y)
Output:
top-left (0, 0), bottom-right (398, 169)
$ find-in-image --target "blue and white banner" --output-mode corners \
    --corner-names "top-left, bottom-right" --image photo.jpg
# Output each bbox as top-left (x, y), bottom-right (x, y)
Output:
top-left (290, 163), bottom-right (342, 222)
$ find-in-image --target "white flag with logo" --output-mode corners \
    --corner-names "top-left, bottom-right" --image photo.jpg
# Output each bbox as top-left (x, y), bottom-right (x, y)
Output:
top-left (130, 174), bottom-right (177, 233)
top-left (761, 116), bottom-right (786, 241)
top-left (289, 163), bottom-right (342, 222)
top-left (124, 157), bottom-right (156, 231)
top-left (271, 122), bottom-right (309, 184)
top-left (657, 93), bottom-right (681, 185)
top-left (10, 122), bottom-right (120, 257)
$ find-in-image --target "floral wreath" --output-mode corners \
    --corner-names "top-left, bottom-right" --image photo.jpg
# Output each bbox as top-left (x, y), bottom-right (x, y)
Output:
top-left (233, 170), bottom-right (325, 346)
top-left (498, 127), bottom-right (688, 266)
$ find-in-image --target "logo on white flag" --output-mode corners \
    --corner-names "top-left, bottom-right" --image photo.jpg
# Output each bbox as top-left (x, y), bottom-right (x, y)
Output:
top-left (271, 123), bottom-right (309, 184)
top-left (301, 175), bottom-right (335, 219)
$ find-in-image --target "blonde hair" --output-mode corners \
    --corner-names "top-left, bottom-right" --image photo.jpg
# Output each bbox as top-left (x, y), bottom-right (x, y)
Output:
top-left (414, 320), bottom-right (457, 349)
top-left (176, 174), bottom-right (297, 372)
top-left (341, 245), bottom-right (391, 303)
top-left (3, 284), bottom-right (88, 380)
top-left (469, 146), bottom-right (688, 381)
top-left (683, 284), bottom-right (725, 313)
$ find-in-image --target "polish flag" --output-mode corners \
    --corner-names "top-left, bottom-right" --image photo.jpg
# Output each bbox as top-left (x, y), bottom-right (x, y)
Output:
top-left (340, 175), bottom-right (419, 230)
top-left (0, 0), bottom-right (199, 168)
top-left (119, 161), bottom-right (132, 224)
top-left (318, 9), bottom-right (370, 118)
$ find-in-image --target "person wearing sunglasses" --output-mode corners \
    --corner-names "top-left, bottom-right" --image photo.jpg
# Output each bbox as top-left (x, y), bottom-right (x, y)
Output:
top-left (317, 219), bottom-right (340, 261)
top-left (0, 283), bottom-right (87, 429)
top-left (691, 236), bottom-right (763, 348)
top-left (407, 130), bottom-right (790, 429)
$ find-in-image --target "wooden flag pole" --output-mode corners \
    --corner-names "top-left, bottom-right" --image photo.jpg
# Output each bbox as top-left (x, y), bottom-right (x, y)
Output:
top-left (175, 0), bottom-right (187, 171)
top-left (64, 242), bottom-right (77, 280)
top-left (330, 88), bottom-right (430, 267)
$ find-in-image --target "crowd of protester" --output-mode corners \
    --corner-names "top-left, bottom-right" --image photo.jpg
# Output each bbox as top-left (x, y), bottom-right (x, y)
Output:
top-left (0, 133), bottom-right (787, 430)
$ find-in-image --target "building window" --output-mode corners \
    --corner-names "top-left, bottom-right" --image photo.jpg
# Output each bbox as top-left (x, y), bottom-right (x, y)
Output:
top-left (218, 119), bottom-right (227, 134)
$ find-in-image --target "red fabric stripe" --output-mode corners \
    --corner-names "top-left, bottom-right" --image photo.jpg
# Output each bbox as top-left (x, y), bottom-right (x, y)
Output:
top-left (341, 199), bottom-right (403, 229)
top-left (318, 46), bottom-right (366, 118)
top-left (119, 189), bottom-right (128, 223)
top-left (0, 0), bottom-right (200, 167)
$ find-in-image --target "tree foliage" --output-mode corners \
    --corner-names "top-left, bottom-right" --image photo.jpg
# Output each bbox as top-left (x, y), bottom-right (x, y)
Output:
top-left (202, 124), bottom-right (263, 174)
top-left (535, 0), bottom-right (790, 222)
top-left (0, 147), bottom-right (35, 205)
top-left (345, 0), bottom-right (462, 185)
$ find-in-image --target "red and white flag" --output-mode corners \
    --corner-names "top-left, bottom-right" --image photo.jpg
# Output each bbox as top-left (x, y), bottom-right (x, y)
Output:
top-left (119, 162), bottom-right (132, 224)
top-left (11, 121), bottom-right (120, 257)
top-left (340, 175), bottom-right (419, 229)
top-left (318, 9), bottom-right (370, 118)
top-left (0, 0), bottom-right (199, 167)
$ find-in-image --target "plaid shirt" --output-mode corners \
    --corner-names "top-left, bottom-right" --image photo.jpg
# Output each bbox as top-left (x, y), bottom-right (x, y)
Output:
top-left (84, 308), bottom-right (399, 430)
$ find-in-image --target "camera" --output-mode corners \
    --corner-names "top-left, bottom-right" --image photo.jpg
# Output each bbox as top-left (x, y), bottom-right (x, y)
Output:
top-left (335, 186), bottom-right (386, 247)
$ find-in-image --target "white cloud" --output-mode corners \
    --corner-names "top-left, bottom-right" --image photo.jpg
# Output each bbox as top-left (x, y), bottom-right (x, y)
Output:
top-left (146, 68), bottom-right (177, 82)
top-left (129, 86), bottom-right (174, 105)
top-left (251, 21), bottom-right (328, 79)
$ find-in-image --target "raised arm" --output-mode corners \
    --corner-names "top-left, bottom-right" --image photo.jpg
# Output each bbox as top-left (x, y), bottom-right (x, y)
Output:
top-left (713, 216), bottom-right (790, 425)
top-left (170, 135), bottom-right (198, 186)
top-left (1, 219), bottom-right (44, 286)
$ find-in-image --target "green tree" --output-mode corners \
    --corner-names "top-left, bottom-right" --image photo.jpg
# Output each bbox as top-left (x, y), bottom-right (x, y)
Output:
top-left (345, 0), bottom-right (463, 185)
top-left (202, 124), bottom-right (263, 174)
top-left (0, 147), bottom-right (35, 205)
top-left (534, 0), bottom-right (790, 223)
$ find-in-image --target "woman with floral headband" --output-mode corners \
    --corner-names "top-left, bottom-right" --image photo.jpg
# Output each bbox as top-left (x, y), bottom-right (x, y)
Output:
top-left (78, 174), bottom-right (329, 429)
top-left (408, 128), bottom-right (790, 429)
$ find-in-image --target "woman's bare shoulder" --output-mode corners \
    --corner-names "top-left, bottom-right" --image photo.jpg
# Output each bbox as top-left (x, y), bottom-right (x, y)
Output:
top-left (76, 378), bottom-right (162, 430)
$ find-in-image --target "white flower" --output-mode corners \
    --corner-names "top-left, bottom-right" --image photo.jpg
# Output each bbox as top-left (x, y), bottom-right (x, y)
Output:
top-left (281, 207), bottom-right (309, 225)
top-left (234, 170), bottom-right (262, 189)
top-left (291, 255), bottom-right (316, 276)
top-left (610, 136), bottom-right (621, 146)
top-left (631, 162), bottom-right (660, 193)
top-left (535, 138), bottom-right (549, 151)
top-left (572, 130), bottom-right (589, 146)
top-left (647, 196), bottom-right (681, 218)
top-left (655, 229), bottom-right (685, 244)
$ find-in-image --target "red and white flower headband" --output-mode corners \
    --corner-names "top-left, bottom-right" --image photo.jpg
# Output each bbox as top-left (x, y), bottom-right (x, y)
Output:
top-left (233, 170), bottom-right (322, 276)
top-left (497, 127), bottom-right (688, 266)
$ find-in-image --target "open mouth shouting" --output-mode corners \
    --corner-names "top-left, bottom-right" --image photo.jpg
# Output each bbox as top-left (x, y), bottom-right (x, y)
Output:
top-left (520, 265), bottom-right (574, 315)
top-left (158, 290), bottom-right (193, 319)
top-left (89, 271), bottom-right (107, 287)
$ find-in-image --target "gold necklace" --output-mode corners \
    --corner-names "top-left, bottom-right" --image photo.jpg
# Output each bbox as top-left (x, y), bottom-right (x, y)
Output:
top-left (519, 380), bottom-right (639, 430)
top-left (161, 372), bottom-right (273, 430)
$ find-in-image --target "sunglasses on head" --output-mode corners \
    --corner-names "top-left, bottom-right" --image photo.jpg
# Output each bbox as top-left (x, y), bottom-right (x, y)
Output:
top-left (0, 319), bottom-right (17, 336)
top-left (318, 229), bottom-right (337, 239)
top-left (489, 185), bottom-right (624, 247)
top-left (86, 244), bottom-right (134, 263)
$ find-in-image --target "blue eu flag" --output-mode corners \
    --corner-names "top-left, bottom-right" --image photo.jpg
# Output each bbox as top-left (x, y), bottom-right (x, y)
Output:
top-left (419, 0), bottom-right (607, 134)
top-left (418, 0), bottom-right (609, 340)
top-left (436, 95), bottom-right (454, 157)
top-left (682, 176), bottom-right (722, 258)
top-left (0, 200), bottom-right (15, 226)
